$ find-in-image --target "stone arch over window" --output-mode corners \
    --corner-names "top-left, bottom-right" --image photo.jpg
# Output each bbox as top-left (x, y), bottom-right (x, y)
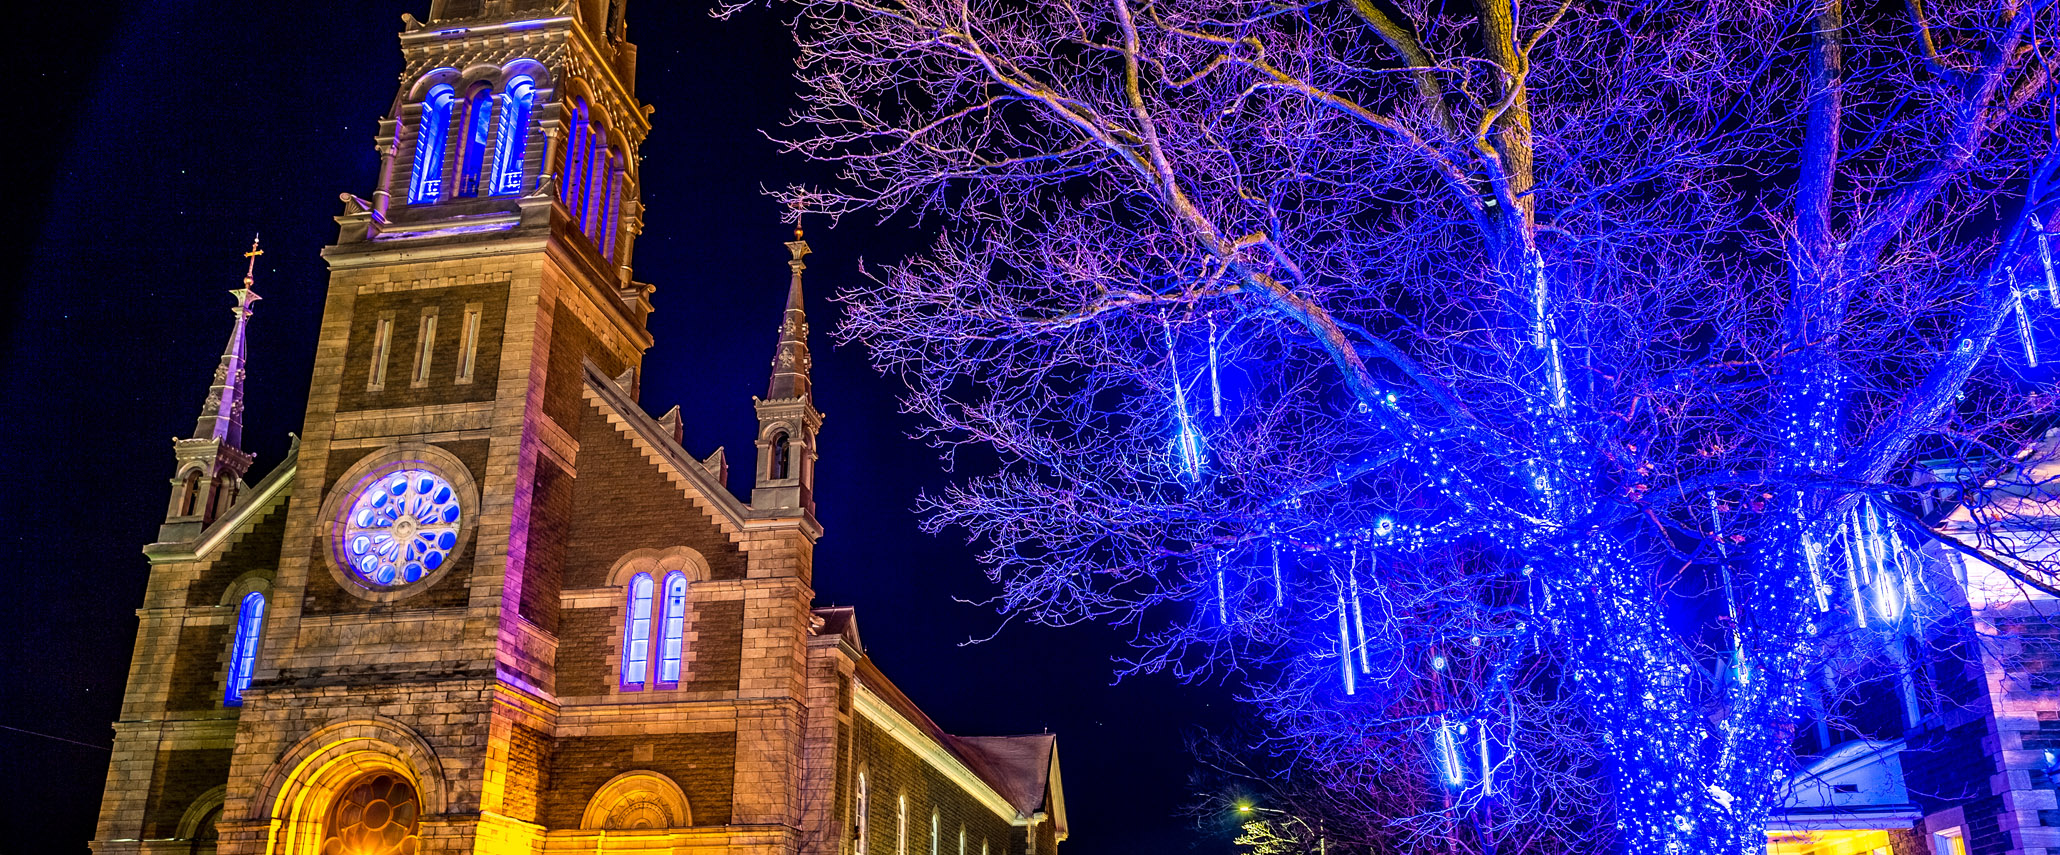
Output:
top-left (251, 717), bottom-right (446, 855)
top-left (579, 770), bottom-right (693, 830)
top-left (176, 467), bottom-right (205, 516)
top-left (768, 428), bottom-right (792, 481)
top-left (176, 785), bottom-right (227, 855)
top-left (315, 442), bottom-right (480, 605)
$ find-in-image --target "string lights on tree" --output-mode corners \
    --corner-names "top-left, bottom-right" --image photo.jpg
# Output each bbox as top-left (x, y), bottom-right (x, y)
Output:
top-left (744, 0), bottom-right (2060, 848)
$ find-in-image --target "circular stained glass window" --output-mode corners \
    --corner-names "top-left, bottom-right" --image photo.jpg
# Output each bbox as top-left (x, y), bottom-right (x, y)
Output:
top-left (321, 772), bottom-right (421, 855)
top-left (340, 468), bottom-right (463, 588)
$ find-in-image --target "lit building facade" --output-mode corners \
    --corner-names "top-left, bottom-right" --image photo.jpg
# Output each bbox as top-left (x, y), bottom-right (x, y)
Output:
top-left (88, 3), bottom-right (1066, 854)
top-left (1769, 435), bottom-right (2060, 855)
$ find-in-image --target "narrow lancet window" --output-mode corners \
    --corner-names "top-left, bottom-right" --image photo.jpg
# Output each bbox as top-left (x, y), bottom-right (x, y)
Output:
top-left (601, 161), bottom-right (623, 261)
top-left (457, 85), bottom-right (493, 197)
top-left (770, 432), bottom-right (791, 480)
top-left (855, 772), bottom-right (870, 855)
top-left (493, 77), bottom-right (535, 195)
top-left (562, 99), bottom-right (590, 221)
top-left (368, 314), bottom-right (395, 391)
top-left (658, 572), bottom-right (687, 685)
top-left (409, 84), bottom-right (457, 204)
top-left (412, 308), bottom-right (438, 386)
top-left (225, 592), bottom-right (265, 706)
top-left (621, 572), bottom-right (654, 689)
top-left (456, 303), bottom-right (482, 383)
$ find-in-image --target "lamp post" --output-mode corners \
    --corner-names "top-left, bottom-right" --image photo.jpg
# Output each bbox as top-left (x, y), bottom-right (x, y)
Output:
top-left (1235, 803), bottom-right (1326, 855)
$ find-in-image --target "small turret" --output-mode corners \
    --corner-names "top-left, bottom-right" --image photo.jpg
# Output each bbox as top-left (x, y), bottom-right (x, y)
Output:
top-left (160, 238), bottom-right (263, 542)
top-left (752, 224), bottom-right (824, 517)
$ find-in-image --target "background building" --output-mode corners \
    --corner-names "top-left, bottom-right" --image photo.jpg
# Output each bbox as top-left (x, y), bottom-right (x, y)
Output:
top-left (88, 3), bottom-right (1065, 853)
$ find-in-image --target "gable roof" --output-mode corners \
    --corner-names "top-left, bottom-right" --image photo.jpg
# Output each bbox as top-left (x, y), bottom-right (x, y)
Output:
top-left (579, 360), bottom-right (753, 531)
top-left (144, 437), bottom-right (300, 564)
top-left (852, 649), bottom-right (1065, 837)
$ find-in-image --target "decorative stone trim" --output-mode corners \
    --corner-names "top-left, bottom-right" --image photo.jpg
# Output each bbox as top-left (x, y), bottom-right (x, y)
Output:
top-left (313, 441), bottom-right (481, 604)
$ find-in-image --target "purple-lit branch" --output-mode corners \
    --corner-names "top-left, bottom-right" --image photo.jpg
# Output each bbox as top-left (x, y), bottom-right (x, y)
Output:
top-left (733, 0), bottom-right (2060, 850)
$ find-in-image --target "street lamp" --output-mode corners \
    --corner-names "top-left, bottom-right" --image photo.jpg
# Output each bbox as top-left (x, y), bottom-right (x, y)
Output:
top-left (1233, 803), bottom-right (1326, 855)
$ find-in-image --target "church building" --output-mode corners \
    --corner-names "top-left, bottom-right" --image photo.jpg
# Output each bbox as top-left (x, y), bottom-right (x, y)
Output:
top-left (88, 2), bottom-right (1067, 853)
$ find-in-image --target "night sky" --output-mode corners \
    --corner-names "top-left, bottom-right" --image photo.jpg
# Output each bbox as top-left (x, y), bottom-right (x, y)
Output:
top-left (0, 3), bottom-right (1241, 853)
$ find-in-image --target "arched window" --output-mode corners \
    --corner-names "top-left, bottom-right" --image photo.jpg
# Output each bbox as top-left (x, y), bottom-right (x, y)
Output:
top-left (562, 98), bottom-right (591, 219)
top-left (456, 84), bottom-right (493, 198)
top-left (410, 84), bottom-right (457, 204)
top-left (322, 773), bottom-right (421, 854)
top-left (492, 76), bottom-right (535, 195)
top-left (930, 810), bottom-right (940, 855)
top-left (180, 471), bottom-right (203, 516)
top-left (770, 432), bottom-right (791, 481)
top-left (583, 125), bottom-right (610, 237)
top-left (224, 592), bottom-right (264, 706)
top-left (657, 571), bottom-right (687, 685)
top-left (599, 151), bottom-right (622, 259)
top-left (621, 572), bottom-right (654, 689)
top-left (896, 794), bottom-right (908, 855)
top-left (854, 771), bottom-right (870, 855)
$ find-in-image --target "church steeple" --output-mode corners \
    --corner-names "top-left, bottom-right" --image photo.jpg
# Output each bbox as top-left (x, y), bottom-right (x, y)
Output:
top-left (160, 238), bottom-right (263, 541)
top-left (768, 228), bottom-right (812, 399)
top-left (753, 223), bottom-right (824, 517)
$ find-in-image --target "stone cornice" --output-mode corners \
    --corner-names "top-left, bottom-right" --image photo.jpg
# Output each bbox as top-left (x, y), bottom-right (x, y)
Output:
top-left (852, 684), bottom-right (1025, 825)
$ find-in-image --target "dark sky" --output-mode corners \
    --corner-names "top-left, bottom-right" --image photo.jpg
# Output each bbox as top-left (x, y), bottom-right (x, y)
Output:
top-left (0, 2), bottom-right (1241, 853)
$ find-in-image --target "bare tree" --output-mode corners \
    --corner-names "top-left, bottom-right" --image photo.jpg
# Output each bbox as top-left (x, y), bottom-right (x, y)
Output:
top-left (732, 0), bottom-right (2060, 850)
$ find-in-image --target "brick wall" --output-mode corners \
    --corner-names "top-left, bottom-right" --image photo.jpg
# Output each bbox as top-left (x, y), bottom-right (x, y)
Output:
top-left (185, 499), bottom-right (288, 607)
top-left (850, 717), bottom-right (1015, 855)
top-left (543, 732), bottom-right (737, 828)
top-left (556, 606), bottom-right (615, 696)
top-left (334, 281), bottom-right (510, 413)
top-left (688, 599), bottom-right (744, 693)
top-left (543, 303), bottom-right (624, 433)
top-left (563, 400), bottom-right (747, 587)
top-left (166, 623), bottom-right (232, 712)
top-left (505, 722), bottom-right (552, 824)
top-left (141, 748), bottom-right (232, 837)
top-left (522, 455), bottom-right (573, 633)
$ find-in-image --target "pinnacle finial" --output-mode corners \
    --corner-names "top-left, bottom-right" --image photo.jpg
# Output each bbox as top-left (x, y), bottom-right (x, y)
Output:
top-left (769, 217), bottom-right (813, 400)
top-left (192, 238), bottom-right (264, 448)
top-left (243, 234), bottom-right (263, 285)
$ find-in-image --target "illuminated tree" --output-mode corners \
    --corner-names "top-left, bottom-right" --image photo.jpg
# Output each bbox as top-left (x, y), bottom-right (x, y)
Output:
top-left (740, 0), bottom-right (2060, 850)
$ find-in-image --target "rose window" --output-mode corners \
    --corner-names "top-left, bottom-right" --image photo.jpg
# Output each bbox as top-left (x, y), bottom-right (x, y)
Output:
top-left (341, 468), bottom-right (462, 587)
top-left (321, 772), bottom-right (421, 855)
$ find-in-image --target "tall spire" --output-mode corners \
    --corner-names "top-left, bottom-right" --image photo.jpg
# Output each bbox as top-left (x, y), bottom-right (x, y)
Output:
top-left (767, 222), bottom-right (813, 400)
top-left (753, 218), bottom-right (825, 518)
top-left (191, 236), bottom-right (263, 447)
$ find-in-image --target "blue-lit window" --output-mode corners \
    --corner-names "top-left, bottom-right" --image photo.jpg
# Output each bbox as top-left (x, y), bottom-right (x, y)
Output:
top-left (456, 85), bottom-right (493, 198)
top-left (582, 128), bottom-right (608, 236)
top-left (658, 572), bottom-right (687, 685)
top-left (621, 572), bottom-right (654, 689)
top-left (598, 152), bottom-right (620, 258)
top-left (225, 592), bottom-right (265, 706)
top-left (562, 99), bottom-right (590, 221)
top-left (341, 468), bottom-right (462, 588)
top-left (492, 77), bottom-right (535, 195)
top-left (410, 85), bottom-right (457, 204)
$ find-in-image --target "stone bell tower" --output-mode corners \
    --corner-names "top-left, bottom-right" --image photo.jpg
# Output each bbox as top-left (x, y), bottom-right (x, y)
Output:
top-left (93, 1), bottom-right (661, 852)
top-left (160, 239), bottom-right (265, 543)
